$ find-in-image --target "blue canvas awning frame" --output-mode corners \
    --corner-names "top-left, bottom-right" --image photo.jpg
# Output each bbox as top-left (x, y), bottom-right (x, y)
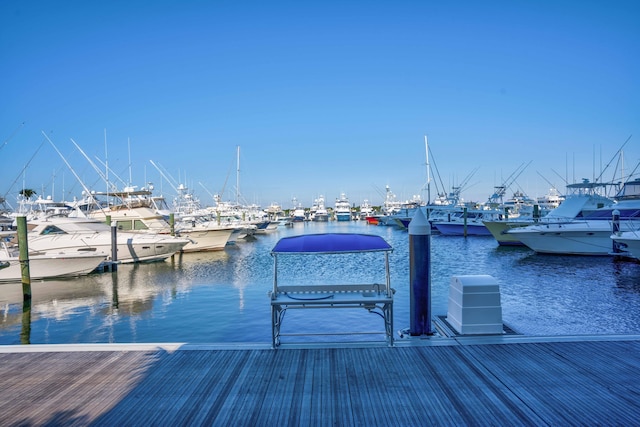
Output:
top-left (269, 233), bottom-right (394, 347)
top-left (271, 232), bottom-right (393, 254)
top-left (271, 233), bottom-right (393, 293)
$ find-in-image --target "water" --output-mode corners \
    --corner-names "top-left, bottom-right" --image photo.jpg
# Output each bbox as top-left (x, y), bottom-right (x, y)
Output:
top-left (1, 221), bottom-right (640, 345)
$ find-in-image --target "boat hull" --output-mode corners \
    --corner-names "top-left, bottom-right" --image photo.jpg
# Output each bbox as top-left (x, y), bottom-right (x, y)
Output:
top-left (394, 218), bottom-right (411, 230)
top-left (29, 233), bottom-right (188, 263)
top-left (612, 232), bottom-right (640, 260)
top-left (254, 221), bottom-right (278, 234)
top-left (432, 222), bottom-right (492, 236)
top-left (375, 216), bottom-right (396, 226)
top-left (365, 216), bottom-right (380, 225)
top-left (177, 227), bottom-right (234, 252)
top-left (313, 213), bottom-right (329, 222)
top-left (0, 252), bottom-right (107, 282)
top-left (483, 220), bottom-right (532, 246)
top-left (506, 222), bottom-right (628, 255)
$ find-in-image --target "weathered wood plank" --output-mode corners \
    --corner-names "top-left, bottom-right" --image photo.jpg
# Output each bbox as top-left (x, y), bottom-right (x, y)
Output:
top-left (1, 339), bottom-right (640, 426)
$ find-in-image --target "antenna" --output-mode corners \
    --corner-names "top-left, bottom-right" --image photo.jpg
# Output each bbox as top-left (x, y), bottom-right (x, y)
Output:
top-left (427, 143), bottom-right (447, 200)
top-left (0, 121), bottom-right (25, 152)
top-left (93, 157), bottom-right (127, 188)
top-left (149, 160), bottom-right (179, 193)
top-left (104, 129), bottom-right (109, 197)
top-left (536, 171), bottom-right (561, 194)
top-left (424, 135), bottom-right (431, 204)
top-left (236, 145), bottom-right (240, 205)
top-left (593, 134), bottom-right (632, 183)
top-left (43, 131), bottom-right (105, 214)
top-left (128, 137), bottom-right (133, 185)
top-left (70, 138), bottom-right (119, 192)
top-left (198, 182), bottom-right (216, 201)
top-left (2, 136), bottom-right (46, 202)
top-left (550, 168), bottom-right (569, 187)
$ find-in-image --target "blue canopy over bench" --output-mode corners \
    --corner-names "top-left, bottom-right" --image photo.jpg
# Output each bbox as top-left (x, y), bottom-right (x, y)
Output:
top-left (269, 233), bottom-right (395, 347)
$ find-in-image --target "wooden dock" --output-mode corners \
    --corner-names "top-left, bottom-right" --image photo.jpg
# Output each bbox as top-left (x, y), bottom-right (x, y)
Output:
top-left (1, 336), bottom-right (640, 426)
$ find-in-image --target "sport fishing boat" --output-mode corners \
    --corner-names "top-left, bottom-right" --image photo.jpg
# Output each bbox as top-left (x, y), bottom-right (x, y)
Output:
top-left (0, 232), bottom-right (107, 282)
top-left (334, 193), bottom-right (352, 221)
top-left (484, 181), bottom-right (613, 246)
top-left (611, 230), bottom-right (640, 260)
top-left (505, 178), bottom-right (640, 255)
top-left (25, 216), bottom-right (189, 263)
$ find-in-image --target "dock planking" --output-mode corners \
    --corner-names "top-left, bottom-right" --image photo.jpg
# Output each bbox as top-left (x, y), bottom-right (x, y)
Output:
top-left (0, 338), bottom-right (639, 425)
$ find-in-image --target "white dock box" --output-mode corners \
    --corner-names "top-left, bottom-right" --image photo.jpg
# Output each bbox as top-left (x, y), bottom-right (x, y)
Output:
top-left (447, 275), bottom-right (503, 335)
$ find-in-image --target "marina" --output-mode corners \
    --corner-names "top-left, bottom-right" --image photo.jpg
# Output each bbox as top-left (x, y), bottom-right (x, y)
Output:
top-left (1, 220), bottom-right (640, 345)
top-left (2, 2), bottom-right (639, 424)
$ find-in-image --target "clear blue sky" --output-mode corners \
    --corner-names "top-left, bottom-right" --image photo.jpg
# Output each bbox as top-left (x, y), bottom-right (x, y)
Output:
top-left (1, 1), bottom-right (639, 209)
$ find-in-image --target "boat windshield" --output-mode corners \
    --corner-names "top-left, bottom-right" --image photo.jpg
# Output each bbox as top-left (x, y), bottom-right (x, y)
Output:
top-left (585, 208), bottom-right (640, 220)
top-left (40, 225), bottom-right (66, 235)
top-left (615, 179), bottom-right (640, 200)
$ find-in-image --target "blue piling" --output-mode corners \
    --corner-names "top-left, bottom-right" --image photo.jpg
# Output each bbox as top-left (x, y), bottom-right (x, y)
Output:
top-left (612, 209), bottom-right (621, 254)
top-left (110, 221), bottom-right (118, 271)
top-left (409, 207), bottom-right (432, 335)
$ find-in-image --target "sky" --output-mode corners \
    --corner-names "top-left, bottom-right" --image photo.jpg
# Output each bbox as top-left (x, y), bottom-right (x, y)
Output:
top-left (1, 0), bottom-right (639, 210)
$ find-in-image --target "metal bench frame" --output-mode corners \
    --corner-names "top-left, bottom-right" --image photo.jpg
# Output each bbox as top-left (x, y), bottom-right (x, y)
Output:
top-left (268, 233), bottom-right (394, 347)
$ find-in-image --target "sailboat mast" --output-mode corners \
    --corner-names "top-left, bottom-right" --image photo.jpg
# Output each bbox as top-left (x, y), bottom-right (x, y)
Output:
top-left (424, 135), bottom-right (431, 204)
top-left (104, 129), bottom-right (109, 197)
top-left (128, 137), bottom-right (132, 186)
top-left (236, 145), bottom-right (240, 205)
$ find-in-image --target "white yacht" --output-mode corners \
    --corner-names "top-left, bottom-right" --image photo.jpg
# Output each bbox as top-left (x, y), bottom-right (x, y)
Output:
top-left (359, 199), bottom-right (374, 220)
top-left (290, 198), bottom-right (306, 222)
top-left (25, 216), bottom-right (189, 263)
top-left (312, 196), bottom-right (329, 222)
top-left (174, 215), bottom-right (236, 252)
top-left (334, 193), bottom-right (351, 221)
top-left (431, 207), bottom-right (503, 236)
top-left (484, 182), bottom-right (612, 246)
top-left (611, 229), bottom-right (640, 260)
top-left (505, 179), bottom-right (640, 255)
top-left (0, 232), bottom-right (107, 282)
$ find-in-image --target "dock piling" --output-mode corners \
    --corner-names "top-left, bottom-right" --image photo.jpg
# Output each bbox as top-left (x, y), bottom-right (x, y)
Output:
top-left (463, 207), bottom-right (468, 237)
top-left (17, 216), bottom-right (31, 300)
top-left (612, 209), bottom-right (621, 254)
top-left (110, 221), bottom-right (118, 270)
top-left (408, 208), bottom-right (433, 335)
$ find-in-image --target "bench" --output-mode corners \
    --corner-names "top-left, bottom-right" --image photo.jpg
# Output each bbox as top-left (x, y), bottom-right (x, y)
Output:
top-left (268, 233), bottom-right (395, 347)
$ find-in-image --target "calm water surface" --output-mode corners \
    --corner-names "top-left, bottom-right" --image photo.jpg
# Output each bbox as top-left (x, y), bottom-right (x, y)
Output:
top-left (1, 221), bottom-right (640, 345)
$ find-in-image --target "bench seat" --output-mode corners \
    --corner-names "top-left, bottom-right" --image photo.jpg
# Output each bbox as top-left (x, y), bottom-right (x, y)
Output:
top-left (269, 233), bottom-right (395, 348)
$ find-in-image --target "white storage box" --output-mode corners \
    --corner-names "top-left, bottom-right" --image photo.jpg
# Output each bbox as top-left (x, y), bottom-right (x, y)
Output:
top-left (447, 275), bottom-right (503, 335)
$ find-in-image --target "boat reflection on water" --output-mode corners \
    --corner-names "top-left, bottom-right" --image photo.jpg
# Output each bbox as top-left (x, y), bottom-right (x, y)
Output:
top-left (0, 250), bottom-right (235, 344)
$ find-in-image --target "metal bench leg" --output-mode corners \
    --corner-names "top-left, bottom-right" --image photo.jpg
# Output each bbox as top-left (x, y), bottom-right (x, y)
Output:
top-left (384, 303), bottom-right (394, 346)
top-left (271, 304), bottom-right (283, 348)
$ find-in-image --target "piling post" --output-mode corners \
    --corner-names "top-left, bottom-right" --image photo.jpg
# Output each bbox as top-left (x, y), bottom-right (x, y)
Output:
top-left (17, 216), bottom-right (31, 300)
top-left (110, 221), bottom-right (118, 270)
top-left (463, 207), bottom-right (468, 237)
top-left (21, 298), bottom-right (31, 344)
top-left (409, 207), bottom-right (433, 335)
top-left (533, 204), bottom-right (540, 221)
top-left (169, 213), bottom-right (175, 236)
top-left (612, 209), bottom-right (621, 254)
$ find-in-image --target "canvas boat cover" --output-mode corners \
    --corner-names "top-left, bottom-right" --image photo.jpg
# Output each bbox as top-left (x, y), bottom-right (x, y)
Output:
top-left (271, 233), bottom-right (392, 254)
